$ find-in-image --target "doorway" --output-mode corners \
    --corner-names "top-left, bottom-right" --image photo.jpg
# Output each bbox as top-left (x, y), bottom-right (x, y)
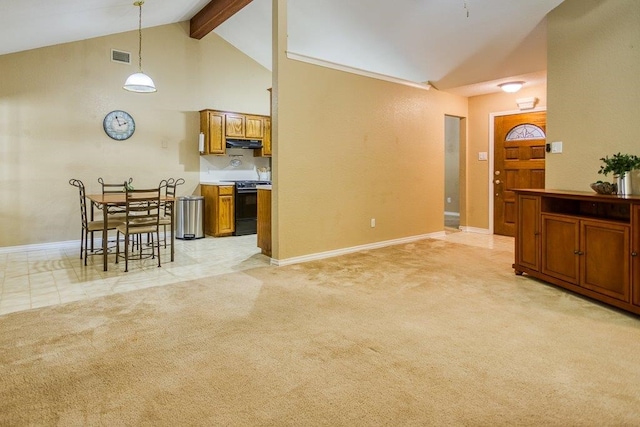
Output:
top-left (444, 115), bottom-right (461, 230)
top-left (492, 111), bottom-right (547, 236)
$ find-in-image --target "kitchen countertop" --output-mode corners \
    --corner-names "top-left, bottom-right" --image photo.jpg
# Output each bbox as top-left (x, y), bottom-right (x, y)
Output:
top-left (200, 181), bottom-right (233, 186)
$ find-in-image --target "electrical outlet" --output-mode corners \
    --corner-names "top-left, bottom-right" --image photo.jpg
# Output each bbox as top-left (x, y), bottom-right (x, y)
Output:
top-left (370, 218), bottom-right (376, 228)
top-left (447, 197), bottom-right (452, 203)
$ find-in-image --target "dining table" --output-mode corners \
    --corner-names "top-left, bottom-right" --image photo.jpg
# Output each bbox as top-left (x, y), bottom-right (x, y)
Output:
top-left (86, 193), bottom-right (175, 271)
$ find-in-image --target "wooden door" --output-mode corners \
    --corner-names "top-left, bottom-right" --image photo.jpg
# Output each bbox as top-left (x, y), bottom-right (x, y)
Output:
top-left (494, 111), bottom-right (546, 236)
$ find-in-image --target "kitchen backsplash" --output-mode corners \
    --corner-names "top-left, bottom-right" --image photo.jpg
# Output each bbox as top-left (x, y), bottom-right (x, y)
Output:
top-left (200, 148), bottom-right (271, 181)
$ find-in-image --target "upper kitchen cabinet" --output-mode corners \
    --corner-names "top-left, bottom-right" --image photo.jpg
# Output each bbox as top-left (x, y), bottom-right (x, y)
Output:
top-left (225, 113), bottom-right (263, 139)
top-left (254, 117), bottom-right (271, 157)
top-left (199, 109), bottom-right (270, 157)
top-left (199, 110), bottom-right (225, 155)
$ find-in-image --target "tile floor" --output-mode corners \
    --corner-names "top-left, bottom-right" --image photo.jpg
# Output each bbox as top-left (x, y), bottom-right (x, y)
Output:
top-left (0, 231), bottom-right (514, 316)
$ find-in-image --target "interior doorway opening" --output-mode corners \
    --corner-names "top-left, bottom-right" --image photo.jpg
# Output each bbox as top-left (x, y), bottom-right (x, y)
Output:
top-left (444, 115), bottom-right (461, 230)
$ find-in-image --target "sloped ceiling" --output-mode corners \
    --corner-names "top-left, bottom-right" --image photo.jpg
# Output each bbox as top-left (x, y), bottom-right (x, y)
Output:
top-left (0, 0), bottom-right (564, 96)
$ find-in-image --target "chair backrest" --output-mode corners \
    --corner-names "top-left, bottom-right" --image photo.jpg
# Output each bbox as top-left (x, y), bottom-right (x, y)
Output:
top-left (98, 177), bottom-right (133, 214)
top-left (98, 177), bottom-right (133, 194)
top-left (123, 185), bottom-right (161, 232)
top-left (69, 178), bottom-right (89, 229)
top-left (160, 178), bottom-right (185, 216)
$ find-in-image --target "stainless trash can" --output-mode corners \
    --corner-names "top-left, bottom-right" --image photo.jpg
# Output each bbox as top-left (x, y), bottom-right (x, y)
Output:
top-left (175, 196), bottom-right (204, 240)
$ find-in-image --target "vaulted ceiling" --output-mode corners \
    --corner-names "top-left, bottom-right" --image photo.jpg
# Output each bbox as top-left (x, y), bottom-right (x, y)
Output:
top-left (0, 0), bottom-right (564, 96)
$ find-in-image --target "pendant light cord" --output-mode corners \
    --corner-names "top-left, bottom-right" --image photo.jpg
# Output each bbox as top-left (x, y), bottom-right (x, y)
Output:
top-left (135, 1), bottom-right (144, 72)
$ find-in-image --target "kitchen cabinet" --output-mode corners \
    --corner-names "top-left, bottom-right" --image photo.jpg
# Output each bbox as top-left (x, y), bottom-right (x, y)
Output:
top-left (257, 187), bottom-right (272, 256)
top-left (514, 189), bottom-right (638, 314)
top-left (199, 109), bottom-right (270, 156)
top-left (199, 110), bottom-right (225, 155)
top-left (225, 113), bottom-right (264, 139)
top-left (254, 117), bottom-right (271, 157)
top-left (201, 185), bottom-right (235, 237)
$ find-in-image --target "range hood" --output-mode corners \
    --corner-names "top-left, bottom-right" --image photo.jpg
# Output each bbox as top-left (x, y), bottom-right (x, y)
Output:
top-left (226, 139), bottom-right (263, 149)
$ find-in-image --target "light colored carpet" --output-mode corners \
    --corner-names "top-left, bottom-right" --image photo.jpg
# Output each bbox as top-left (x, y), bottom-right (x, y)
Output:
top-left (1, 238), bottom-right (639, 425)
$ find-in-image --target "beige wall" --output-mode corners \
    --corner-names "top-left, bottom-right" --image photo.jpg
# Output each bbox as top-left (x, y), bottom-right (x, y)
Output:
top-left (273, 0), bottom-right (467, 261)
top-left (0, 22), bottom-right (271, 247)
top-left (546, 0), bottom-right (640, 191)
top-left (466, 83), bottom-right (547, 229)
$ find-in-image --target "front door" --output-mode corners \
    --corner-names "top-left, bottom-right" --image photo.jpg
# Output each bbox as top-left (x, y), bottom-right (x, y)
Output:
top-left (493, 111), bottom-right (546, 236)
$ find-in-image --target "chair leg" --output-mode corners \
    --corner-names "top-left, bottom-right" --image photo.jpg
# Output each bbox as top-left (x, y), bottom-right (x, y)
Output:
top-left (83, 229), bottom-right (89, 266)
top-left (115, 231), bottom-right (120, 265)
top-left (156, 230), bottom-right (161, 267)
top-left (124, 232), bottom-right (130, 272)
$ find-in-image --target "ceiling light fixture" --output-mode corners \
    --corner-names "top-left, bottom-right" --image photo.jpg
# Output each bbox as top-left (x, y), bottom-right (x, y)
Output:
top-left (123, 1), bottom-right (156, 93)
top-left (499, 81), bottom-right (524, 93)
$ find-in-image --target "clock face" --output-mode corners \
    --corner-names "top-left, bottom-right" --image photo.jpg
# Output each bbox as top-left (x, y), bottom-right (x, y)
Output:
top-left (103, 110), bottom-right (135, 140)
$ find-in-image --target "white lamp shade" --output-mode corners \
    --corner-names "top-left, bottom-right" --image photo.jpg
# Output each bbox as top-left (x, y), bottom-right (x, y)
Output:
top-left (123, 72), bottom-right (157, 93)
top-left (499, 81), bottom-right (524, 93)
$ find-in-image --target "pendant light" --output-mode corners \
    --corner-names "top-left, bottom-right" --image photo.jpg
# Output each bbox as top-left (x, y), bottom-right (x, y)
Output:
top-left (123, 1), bottom-right (156, 93)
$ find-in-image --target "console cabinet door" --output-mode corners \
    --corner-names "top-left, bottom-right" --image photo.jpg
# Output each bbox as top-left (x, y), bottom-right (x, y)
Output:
top-left (580, 220), bottom-right (630, 302)
top-left (516, 195), bottom-right (540, 271)
top-left (541, 214), bottom-right (579, 284)
top-left (632, 206), bottom-right (640, 306)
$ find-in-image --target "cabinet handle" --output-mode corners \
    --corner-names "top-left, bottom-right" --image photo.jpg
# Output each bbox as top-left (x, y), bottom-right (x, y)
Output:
top-left (574, 250), bottom-right (584, 255)
top-left (633, 252), bottom-right (638, 257)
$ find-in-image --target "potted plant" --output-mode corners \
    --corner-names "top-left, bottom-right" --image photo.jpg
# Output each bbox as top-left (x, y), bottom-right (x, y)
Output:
top-left (598, 152), bottom-right (640, 195)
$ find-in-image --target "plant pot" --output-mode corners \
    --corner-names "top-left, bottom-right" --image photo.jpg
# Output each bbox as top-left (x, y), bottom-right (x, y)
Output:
top-left (616, 174), bottom-right (632, 196)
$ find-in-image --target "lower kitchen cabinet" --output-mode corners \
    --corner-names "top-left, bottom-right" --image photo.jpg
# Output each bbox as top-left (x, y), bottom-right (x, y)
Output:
top-left (201, 185), bottom-right (235, 237)
top-left (514, 189), bottom-right (639, 315)
top-left (257, 188), bottom-right (271, 256)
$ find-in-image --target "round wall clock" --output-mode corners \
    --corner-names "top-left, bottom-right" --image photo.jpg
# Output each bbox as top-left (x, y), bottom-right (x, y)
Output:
top-left (103, 110), bottom-right (135, 140)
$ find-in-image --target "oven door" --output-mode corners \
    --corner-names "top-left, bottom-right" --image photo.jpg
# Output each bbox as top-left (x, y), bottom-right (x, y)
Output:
top-left (234, 189), bottom-right (258, 236)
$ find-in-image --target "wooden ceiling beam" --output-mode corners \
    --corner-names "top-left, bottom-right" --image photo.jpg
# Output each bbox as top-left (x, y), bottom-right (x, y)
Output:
top-left (190, 0), bottom-right (254, 40)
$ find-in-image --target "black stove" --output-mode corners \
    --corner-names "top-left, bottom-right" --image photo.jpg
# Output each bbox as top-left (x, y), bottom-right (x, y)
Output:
top-left (221, 180), bottom-right (271, 235)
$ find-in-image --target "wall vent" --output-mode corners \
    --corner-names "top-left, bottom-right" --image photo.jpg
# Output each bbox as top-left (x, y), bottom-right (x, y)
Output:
top-left (111, 49), bottom-right (131, 65)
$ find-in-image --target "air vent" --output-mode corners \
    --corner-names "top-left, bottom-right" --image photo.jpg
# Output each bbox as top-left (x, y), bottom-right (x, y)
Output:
top-left (111, 49), bottom-right (131, 65)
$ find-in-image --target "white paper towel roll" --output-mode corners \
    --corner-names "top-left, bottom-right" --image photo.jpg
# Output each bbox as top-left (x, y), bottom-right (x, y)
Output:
top-left (198, 132), bottom-right (205, 152)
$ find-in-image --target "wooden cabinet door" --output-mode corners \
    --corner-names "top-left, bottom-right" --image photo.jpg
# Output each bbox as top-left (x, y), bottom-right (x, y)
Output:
top-left (580, 220), bottom-right (630, 302)
top-left (245, 115), bottom-right (264, 139)
top-left (199, 110), bottom-right (225, 155)
top-left (216, 193), bottom-right (235, 235)
top-left (225, 113), bottom-right (245, 138)
top-left (516, 194), bottom-right (540, 271)
top-left (541, 214), bottom-right (579, 284)
top-left (633, 206), bottom-right (640, 306)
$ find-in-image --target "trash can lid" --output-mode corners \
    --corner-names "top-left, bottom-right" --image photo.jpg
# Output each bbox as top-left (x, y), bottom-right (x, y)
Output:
top-left (176, 196), bottom-right (204, 200)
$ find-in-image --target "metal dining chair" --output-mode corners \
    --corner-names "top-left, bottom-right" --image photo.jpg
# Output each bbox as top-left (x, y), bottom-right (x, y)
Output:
top-left (158, 178), bottom-right (185, 248)
top-left (69, 179), bottom-right (123, 266)
top-left (115, 184), bottom-right (162, 272)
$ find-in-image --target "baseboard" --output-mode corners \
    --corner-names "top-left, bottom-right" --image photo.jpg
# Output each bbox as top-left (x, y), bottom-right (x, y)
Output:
top-left (458, 226), bottom-right (490, 235)
top-left (271, 232), bottom-right (445, 267)
top-left (0, 232), bottom-right (174, 255)
top-left (0, 240), bottom-right (78, 254)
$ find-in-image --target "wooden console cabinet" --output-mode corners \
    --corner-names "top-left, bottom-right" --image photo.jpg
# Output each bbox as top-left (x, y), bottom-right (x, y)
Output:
top-left (514, 189), bottom-right (640, 315)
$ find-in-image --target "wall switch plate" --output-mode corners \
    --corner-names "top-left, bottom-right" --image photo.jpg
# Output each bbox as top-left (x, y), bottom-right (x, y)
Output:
top-left (370, 218), bottom-right (376, 228)
top-left (478, 152), bottom-right (488, 161)
top-left (551, 141), bottom-right (563, 153)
